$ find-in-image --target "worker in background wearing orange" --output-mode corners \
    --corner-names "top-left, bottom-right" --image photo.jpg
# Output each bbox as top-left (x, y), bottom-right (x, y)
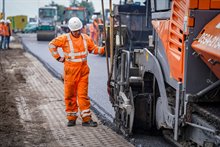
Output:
top-left (3, 19), bottom-right (12, 49)
top-left (89, 15), bottom-right (99, 45)
top-left (81, 25), bottom-right (87, 34)
top-left (48, 17), bottom-right (105, 127)
top-left (97, 17), bottom-right (104, 46)
top-left (0, 19), bottom-right (5, 49)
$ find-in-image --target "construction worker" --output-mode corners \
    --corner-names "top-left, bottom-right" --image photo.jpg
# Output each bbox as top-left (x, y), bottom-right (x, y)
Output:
top-left (89, 15), bottom-right (99, 45)
top-left (97, 18), bottom-right (104, 46)
top-left (3, 19), bottom-right (12, 49)
top-left (48, 17), bottom-right (105, 127)
top-left (0, 19), bottom-right (4, 49)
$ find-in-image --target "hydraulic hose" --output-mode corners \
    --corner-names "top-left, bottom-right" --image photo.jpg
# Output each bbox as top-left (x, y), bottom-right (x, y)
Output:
top-left (101, 0), bottom-right (110, 77)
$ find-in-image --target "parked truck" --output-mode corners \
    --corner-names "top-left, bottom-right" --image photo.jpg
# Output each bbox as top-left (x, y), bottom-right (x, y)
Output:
top-left (108, 0), bottom-right (220, 146)
top-left (7, 15), bottom-right (27, 33)
top-left (37, 6), bottom-right (57, 41)
top-left (60, 6), bottom-right (88, 33)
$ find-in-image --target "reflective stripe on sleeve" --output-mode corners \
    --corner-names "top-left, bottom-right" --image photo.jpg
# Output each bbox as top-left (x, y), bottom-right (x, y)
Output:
top-left (49, 48), bottom-right (59, 56)
top-left (49, 43), bottom-right (59, 56)
top-left (51, 51), bottom-right (59, 56)
top-left (48, 44), bottom-right (56, 48)
top-left (91, 45), bottom-right (98, 54)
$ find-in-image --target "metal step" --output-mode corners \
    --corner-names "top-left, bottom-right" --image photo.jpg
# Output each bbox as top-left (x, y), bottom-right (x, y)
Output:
top-left (129, 76), bottom-right (143, 83)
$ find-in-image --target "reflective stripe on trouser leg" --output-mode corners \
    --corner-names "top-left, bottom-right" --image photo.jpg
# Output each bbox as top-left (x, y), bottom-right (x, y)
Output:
top-left (81, 109), bottom-right (91, 121)
top-left (66, 112), bottom-right (78, 121)
top-left (64, 66), bottom-right (79, 121)
top-left (77, 65), bottom-right (91, 122)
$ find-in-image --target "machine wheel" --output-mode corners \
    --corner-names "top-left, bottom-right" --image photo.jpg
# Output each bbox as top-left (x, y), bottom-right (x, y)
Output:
top-left (37, 31), bottom-right (56, 41)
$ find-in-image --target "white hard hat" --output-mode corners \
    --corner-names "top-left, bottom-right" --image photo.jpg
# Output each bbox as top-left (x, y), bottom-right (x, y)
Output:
top-left (6, 19), bottom-right (11, 23)
top-left (91, 15), bottom-right (97, 20)
top-left (68, 17), bottom-right (83, 32)
top-left (0, 19), bottom-right (4, 23)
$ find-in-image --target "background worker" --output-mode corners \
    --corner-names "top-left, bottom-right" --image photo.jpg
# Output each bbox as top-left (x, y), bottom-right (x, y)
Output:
top-left (3, 19), bottom-right (12, 49)
top-left (48, 17), bottom-right (105, 127)
top-left (0, 19), bottom-right (4, 49)
top-left (89, 15), bottom-right (99, 45)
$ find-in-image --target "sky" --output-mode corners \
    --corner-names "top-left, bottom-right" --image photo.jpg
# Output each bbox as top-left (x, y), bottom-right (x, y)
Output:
top-left (0, 0), bottom-right (121, 19)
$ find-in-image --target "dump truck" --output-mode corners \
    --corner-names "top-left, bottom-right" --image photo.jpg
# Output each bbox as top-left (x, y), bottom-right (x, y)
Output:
top-left (37, 6), bottom-right (57, 41)
top-left (60, 6), bottom-right (88, 33)
top-left (7, 15), bottom-right (27, 33)
top-left (107, 0), bottom-right (220, 146)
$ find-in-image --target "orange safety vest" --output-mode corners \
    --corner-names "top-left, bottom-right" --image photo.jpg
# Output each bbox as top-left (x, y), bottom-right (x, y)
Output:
top-left (3, 24), bottom-right (12, 36)
top-left (0, 23), bottom-right (4, 35)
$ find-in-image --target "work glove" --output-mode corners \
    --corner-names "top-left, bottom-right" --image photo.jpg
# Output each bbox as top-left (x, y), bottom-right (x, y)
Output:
top-left (57, 57), bottom-right (65, 63)
top-left (99, 47), bottom-right (105, 56)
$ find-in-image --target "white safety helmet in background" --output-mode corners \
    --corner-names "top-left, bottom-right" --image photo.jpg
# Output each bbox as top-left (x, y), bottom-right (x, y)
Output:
top-left (91, 15), bottom-right (97, 20)
top-left (68, 17), bottom-right (83, 32)
top-left (6, 19), bottom-right (11, 24)
top-left (0, 19), bottom-right (4, 23)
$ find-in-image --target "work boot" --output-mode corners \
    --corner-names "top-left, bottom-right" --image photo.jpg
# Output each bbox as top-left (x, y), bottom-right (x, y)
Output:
top-left (67, 120), bottom-right (76, 127)
top-left (82, 119), bottom-right (98, 127)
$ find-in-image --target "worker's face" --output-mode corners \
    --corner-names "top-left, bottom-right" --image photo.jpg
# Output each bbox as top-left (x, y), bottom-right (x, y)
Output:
top-left (71, 30), bottom-right (81, 38)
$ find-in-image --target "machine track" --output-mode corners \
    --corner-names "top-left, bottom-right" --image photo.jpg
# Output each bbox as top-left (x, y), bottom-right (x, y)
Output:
top-left (193, 103), bottom-right (220, 130)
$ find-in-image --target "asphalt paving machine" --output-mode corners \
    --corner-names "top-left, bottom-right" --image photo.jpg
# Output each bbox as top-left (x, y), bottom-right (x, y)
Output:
top-left (107, 0), bottom-right (220, 146)
top-left (37, 6), bottom-right (57, 41)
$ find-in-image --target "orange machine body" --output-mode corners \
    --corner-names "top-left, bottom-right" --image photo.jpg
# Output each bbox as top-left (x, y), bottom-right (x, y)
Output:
top-left (152, 0), bottom-right (220, 82)
top-left (192, 14), bottom-right (220, 79)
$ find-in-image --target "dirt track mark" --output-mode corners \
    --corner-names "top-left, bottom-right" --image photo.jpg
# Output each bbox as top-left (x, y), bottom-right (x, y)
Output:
top-left (0, 45), bottom-right (57, 147)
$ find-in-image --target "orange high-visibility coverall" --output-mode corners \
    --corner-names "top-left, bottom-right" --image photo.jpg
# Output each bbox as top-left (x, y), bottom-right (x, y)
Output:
top-left (49, 33), bottom-right (104, 122)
